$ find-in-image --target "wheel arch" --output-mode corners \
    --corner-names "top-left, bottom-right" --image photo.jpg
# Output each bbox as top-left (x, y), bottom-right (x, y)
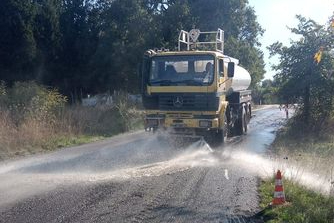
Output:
top-left (218, 101), bottom-right (229, 130)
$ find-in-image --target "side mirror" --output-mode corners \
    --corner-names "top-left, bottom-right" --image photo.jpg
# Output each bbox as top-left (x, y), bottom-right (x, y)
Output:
top-left (227, 62), bottom-right (235, 78)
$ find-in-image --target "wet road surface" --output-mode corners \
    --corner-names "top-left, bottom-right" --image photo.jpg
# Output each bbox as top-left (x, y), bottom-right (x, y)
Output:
top-left (0, 105), bottom-right (288, 222)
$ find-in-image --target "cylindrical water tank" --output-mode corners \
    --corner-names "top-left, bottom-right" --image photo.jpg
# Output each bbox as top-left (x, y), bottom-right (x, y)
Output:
top-left (225, 64), bottom-right (251, 92)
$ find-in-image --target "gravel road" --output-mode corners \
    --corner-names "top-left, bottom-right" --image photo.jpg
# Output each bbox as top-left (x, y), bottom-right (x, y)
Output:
top-left (0, 105), bottom-right (288, 223)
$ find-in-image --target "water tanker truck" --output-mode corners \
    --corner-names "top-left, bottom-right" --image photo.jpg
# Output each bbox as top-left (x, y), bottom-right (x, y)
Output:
top-left (141, 29), bottom-right (252, 145)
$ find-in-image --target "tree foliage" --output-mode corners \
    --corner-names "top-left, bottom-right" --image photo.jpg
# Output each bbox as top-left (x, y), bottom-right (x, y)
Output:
top-left (269, 15), bottom-right (334, 126)
top-left (252, 79), bottom-right (279, 105)
top-left (0, 0), bottom-right (265, 99)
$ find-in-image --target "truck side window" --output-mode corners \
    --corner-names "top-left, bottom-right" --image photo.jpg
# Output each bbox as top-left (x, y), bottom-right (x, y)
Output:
top-left (219, 59), bottom-right (224, 77)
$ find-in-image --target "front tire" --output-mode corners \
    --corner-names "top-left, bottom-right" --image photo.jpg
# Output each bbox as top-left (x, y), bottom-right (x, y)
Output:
top-left (208, 113), bottom-right (228, 147)
top-left (221, 113), bottom-right (228, 143)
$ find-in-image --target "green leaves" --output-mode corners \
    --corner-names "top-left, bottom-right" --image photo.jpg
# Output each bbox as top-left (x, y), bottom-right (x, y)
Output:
top-left (0, 0), bottom-right (265, 97)
top-left (270, 15), bottom-right (334, 127)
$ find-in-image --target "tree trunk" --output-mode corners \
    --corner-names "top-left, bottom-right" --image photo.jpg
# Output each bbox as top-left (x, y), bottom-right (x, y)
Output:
top-left (304, 84), bottom-right (310, 124)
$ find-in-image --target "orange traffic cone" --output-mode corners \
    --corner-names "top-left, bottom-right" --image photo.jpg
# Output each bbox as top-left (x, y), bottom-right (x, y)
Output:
top-left (272, 170), bottom-right (286, 205)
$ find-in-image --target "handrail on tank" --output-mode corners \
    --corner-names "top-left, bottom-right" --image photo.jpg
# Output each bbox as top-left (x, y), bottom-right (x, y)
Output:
top-left (178, 28), bottom-right (224, 53)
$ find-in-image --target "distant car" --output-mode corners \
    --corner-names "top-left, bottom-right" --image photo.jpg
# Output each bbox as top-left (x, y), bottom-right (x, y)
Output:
top-left (82, 94), bottom-right (113, 107)
top-left (128, 94), bottom-right (142, 104)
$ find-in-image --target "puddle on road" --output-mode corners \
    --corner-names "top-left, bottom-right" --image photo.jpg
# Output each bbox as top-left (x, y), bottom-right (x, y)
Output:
top-left (0, 136), bottom-right (218, 208)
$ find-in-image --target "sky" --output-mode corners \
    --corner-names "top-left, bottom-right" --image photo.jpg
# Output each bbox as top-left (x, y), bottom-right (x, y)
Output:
top-left (248, 0), bottom-right (334, 80)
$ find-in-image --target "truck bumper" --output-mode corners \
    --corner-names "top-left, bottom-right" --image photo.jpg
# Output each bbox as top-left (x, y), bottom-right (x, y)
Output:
top-left (145, 115), bottom-right (219, 130)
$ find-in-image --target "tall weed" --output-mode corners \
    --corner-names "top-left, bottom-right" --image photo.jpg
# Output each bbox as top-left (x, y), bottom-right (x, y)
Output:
top-left (0, 82), bottom-right (143, 160)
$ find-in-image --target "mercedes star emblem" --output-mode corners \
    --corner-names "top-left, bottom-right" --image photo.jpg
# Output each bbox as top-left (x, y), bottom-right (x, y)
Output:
top-left (173, 96), bottom-right (183, 108)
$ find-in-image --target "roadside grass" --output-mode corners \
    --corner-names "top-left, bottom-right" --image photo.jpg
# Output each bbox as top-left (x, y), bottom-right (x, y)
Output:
top-left (259, 179), bottom-right (334, 223)
top-left (0, 82), bottom-right (144, 161)
top-left (0, 106), bottom-right (144, 161)
top-left (0, 107), bottom-right (143, 160)
top-left (260, 114), bottom-right (334, 222)
top-left (1, 135), bottom-right (105, 159)
top-left (42, 135), bottom-right (105, 150)
top-left (271, 117), bottom-right (334, 179)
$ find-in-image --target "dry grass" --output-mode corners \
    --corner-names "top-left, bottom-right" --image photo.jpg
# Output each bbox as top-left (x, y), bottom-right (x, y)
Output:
top-left (270, 117), bottom-right (334, 193)
top-left (0, 82), bottom-right (144, 160)
top-left (0, 104), bottom-right (143, 160)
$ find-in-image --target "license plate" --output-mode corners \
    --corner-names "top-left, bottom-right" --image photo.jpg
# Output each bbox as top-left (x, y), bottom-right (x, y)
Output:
top-left (172, 123), bottom-right (186, 128)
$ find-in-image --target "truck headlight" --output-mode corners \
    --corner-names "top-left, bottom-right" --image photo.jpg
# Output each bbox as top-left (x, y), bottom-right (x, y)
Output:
top-left (199, 120), bottom-right (212, 128)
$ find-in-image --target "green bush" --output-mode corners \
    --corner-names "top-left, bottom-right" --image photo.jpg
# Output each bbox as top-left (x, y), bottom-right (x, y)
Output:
top-left (1, 81), bottom-right (67, 125)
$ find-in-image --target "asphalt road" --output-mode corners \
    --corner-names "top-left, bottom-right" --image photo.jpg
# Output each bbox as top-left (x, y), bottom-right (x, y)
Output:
top-left (0, 105), bottom-right (288, 223)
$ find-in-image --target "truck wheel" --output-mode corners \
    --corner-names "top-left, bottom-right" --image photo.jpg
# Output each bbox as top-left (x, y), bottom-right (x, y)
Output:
top-left (248, 104), bottom-right (252, 119)
top-left (205, 130), bottom-right (223, 148)
top-left (219, 129), bottom-right (228, 145)
top-left (211, 114), bottom-right (228, 146)
top-left (235, 107), bottom-right (247, 135)
top-left (222, 113), bottom-right (228, 143)
top-left (243, 112), bottom-right (247, 133)
top-left (203, 132), bottom-right (214, 147)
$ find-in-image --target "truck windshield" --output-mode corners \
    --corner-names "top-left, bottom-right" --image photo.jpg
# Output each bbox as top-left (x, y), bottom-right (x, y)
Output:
top-left (149, 55), bottom-right (214, 86)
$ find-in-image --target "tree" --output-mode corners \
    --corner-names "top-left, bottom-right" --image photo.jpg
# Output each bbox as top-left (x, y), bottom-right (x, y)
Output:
top-left (188, 0), bottom-right (266, 88)
top-left (0, 0), bottom-right (37, 83)
top-left (0, 0), bottom-right (266, 97)
top-left (88, 0), bottom-right (159, 93)
top-left (47, 0), bottom-right (101, 100)
top-left (33, 0), bottom-right (62, 81)
top-left (269, 15), bottom-right (334, 126)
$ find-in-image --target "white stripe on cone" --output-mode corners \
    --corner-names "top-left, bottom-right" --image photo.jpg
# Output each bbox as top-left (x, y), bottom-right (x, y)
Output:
top-left (274, 191), bottom-right (285, 198)
top-left (275, 179), bottom-right (283, 185)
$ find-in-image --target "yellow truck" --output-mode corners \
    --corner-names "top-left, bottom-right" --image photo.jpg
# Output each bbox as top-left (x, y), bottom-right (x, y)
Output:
top-left (141, 29), bottom-right (252, 145)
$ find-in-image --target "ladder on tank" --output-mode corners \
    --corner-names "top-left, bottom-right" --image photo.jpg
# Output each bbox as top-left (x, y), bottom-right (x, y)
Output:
top-left (178, 28), bottom-right (224, 52)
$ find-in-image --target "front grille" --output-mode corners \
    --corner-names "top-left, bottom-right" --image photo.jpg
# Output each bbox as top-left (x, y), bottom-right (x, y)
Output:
top-left (158, 94), bottom-right (218, 111)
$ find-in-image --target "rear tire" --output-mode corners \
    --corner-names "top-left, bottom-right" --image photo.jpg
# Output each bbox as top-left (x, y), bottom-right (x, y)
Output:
top-left (243, 112), bottom-right (247, 133)
top-left (235, 107), bottom-right (247, 135)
